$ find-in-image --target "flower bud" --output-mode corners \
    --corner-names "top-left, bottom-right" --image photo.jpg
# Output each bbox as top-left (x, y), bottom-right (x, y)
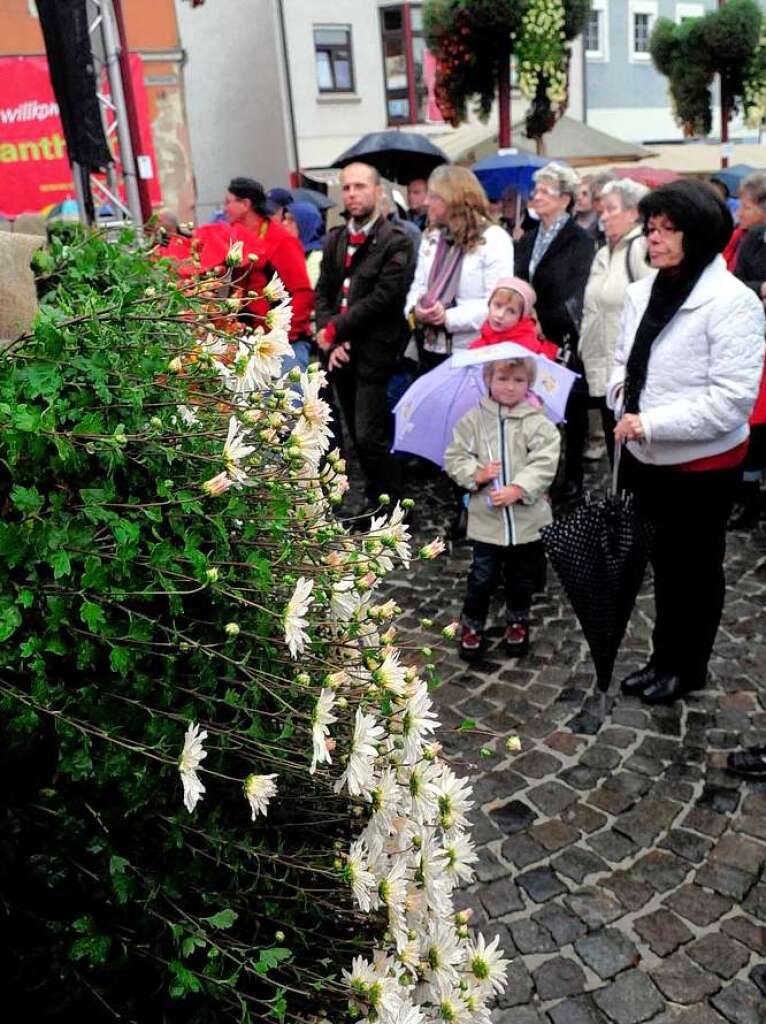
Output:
top-left (206, 567), bottom-right (219, 583)
top-left (168, 356), bottom-right (183, 373)
top-left (378, 493), bottom-right (390, 506)
top-left (402, 498), bottom-right (415, 509)
top-left (224, 622), bottom-right (240, 637)
top-left (506, 734), bottom-right (522, 753)
top-left (150, 416), bottom-right (162, 429)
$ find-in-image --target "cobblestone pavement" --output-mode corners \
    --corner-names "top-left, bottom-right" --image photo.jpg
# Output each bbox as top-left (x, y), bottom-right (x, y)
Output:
top-left (385, 459), bottom-right (766, 1024)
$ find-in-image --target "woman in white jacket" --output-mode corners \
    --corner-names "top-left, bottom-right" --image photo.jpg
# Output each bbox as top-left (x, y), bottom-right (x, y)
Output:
top-left (580, 178), bottom-right (652, 464)
top-left (608, 180), bottom-right (765, 706)
top-left (405, 165), bottom-right (514, 370)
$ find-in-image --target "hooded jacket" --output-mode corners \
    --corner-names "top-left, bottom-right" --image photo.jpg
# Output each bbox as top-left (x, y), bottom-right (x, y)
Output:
top-left (445, 396), bottom-right (560, 547)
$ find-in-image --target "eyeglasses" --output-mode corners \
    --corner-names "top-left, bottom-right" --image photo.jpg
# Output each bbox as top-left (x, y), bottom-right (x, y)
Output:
top-left (531, 186), bottom-right (561, 198)
top-left (643, 222), bottom-right (681, 238)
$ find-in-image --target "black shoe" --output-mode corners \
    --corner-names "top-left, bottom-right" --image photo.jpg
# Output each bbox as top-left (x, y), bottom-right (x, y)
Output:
top-left (726, 744), bottom-right (766, 778)
top-left (640, 673), bottom-right (703, 706)
top-left (620, 663), bottom-right (658, 696)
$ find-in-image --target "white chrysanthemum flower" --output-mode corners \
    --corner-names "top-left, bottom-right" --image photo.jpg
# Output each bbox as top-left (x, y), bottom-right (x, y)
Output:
top-left (299, 371), bottom-right (332, 429)
top-left (265, 301), bottom-right (293, 334)
top-left (347, 839), bottom-right (379, 912)
top-left (222, 416), bottom-right (255, 486)
top-left (330, 576), bottom-right (360, 621)
top-left (465, 933), bottom-right (510, 996)
top-left (342, 955), bottom-right (401, 1019)
top-left (399, 681), bottom-right (440, 763)
top-left (437, 829), bottom-right (478, 886)
top-left (178, 722), bottom-right (207, 813)
top-left (201, 471), bottom-right (233, 497)
top-left (366, 768), bottom-right (403, 833)
top-left (372, 650), bottom-right (408, 697)
top-left (334, 708), bottom-right (385, 797)
top-left (423, 920), bottom-right (462, 990)
top-left (433, 766), bottom-right (474, 833)
top-left (177, 404), bottom-right (199, 427)
top-left (417, 828), bottom-right (452, 917)
top-left (419, 537), bottom-right (446, 560)
top-left (378, 856), bottom-right (409, 947)
top-left (225, 239), bottom-right (244, 266)
top-left (404, 759), bottom-right (439, 822)
top-left (431, 981), bottom-right (470, 1024)
top-left (310, 687), bottom-right (337, 773)
top-left (243, 772), bottom-right (278, 820)
top-left (288, 416), bottom-right (329, 469)
top-left (370, 501), bottom-right (411, 567)
top-left (393, 1003), bottom-right (425, 1024)
top-left (263, 271), bottom-right (289, 303)
top-left (284, 576), bottom-right (313, 658)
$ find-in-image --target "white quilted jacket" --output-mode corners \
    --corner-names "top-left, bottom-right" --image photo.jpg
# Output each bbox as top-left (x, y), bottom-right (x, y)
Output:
top-left (404, 224), bottom-right (514, 352)
top-left (607, 256), bottom-right (766, 466)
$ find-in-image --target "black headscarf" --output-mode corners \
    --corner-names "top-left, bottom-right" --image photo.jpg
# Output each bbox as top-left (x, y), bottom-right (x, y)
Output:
top-left (623, 180), bottom-right (733, 415)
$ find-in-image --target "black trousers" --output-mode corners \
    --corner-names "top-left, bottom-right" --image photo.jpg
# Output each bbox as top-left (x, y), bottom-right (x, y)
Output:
top-left (595, 398), bottom-right (616, 467)
top-left (462, 540), bottom-right (544, 630)
top-left (333, 363), bottom-right (401, 504)
top-left (564, 388), bottom-right (589, 488)
top-left (620, 449), bottom-right (739, 686)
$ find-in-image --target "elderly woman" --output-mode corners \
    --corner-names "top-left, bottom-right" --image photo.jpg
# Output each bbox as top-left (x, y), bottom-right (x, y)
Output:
top-left (608, 179), bottom-right (765, 706)
top-left (580, 178), bottom-right (652, 464)
top-left (406, 165), bottom-right (514, 371)
top-left (730, 173), bottom-right (766, 528)
top-left (516, 162), bottom-right (596, 498)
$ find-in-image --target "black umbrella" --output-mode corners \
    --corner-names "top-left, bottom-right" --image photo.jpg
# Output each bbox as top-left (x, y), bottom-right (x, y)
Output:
top-left (290, 187), bottom-right (336, 211)
top-left (541, 448), bottom-right (653, 706)
top-left (332, 130), bottom-right (449, 184)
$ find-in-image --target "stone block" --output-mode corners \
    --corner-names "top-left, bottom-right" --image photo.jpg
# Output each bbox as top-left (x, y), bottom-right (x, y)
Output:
top-left (710, 980), bottom-right (765, 1024)
top-left (517, 865), bottom-right (568, 903)
top-left (527, 780), bottom-right (579, 816)
top-left (552, 847), bottom-right (609, 884)
top-left (664, 884), bottom-right (732, 927)
top-left (532, 902), bottom-right (588, 946)
top-left (509, 918), bottom-right (557, 954)
top-left (650, 952), bottom-right (722, 1004)
top-left (695, 862), bottom-right (758, 902)
top-left (478, 877), bottom-right (524, 918)
top-left (490, 799), bottom-right (537, 835)
top-left (592, 969), bottom-right (665, 1024)
top-left (574, 929), bottom-right (640, 980)
top-left (564, 887), bottom-right (624, 930)
top-left (720, 915), bottom-right (766, 956)
top-left (533, 956), bottom-right (587, 1000)
top-left (633, 908), bottom-right (693, 957)
top-left (686, 934), bottom-right (751, 980)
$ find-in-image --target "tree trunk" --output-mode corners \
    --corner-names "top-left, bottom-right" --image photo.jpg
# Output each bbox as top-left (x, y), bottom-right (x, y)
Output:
top-left (498, 39), bottom-right (511, 148)
top-left (719, 0), bottom-right (729, 169)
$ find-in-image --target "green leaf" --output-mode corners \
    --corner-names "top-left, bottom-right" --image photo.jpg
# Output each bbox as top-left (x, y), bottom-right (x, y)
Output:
top-left (254, 947), bottom-right (292, 975)
top-left (203, 908), bottom-right (238, 930)
top-left (0, 603), bottom-right (22, 642)
top-left (50, 550), bottom-right (71, 579)
top-left (12, 405), bottom-right (41, 432)
top-left (80, 600), bottom-right (106, 633)
top-left (458, 718), bottom-right (477, 732)
top-left (10, 485), bottom-right (43, 515)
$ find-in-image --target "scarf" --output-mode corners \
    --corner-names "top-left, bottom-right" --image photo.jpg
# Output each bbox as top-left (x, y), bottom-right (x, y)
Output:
top-left (418, 230), bottom-right (465, 351)
top-left (469, 317), bottom-right (543, 351)
top-left (623, 259), bottom-right (709, 415)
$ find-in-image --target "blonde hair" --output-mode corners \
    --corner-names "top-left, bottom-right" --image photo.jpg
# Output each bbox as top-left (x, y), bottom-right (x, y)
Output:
top-left (427, 165), bottom-right (493, 252)
top-left (483, 357), bottom-right (537, 388)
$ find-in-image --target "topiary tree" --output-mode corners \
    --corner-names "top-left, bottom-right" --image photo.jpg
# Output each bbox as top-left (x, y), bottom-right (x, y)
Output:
top-left (650, 0), bottom-right (764, 139)
top-left (0, 230), bottom-right (515, 1021)
top-left (424, 0), bottom-right (591, 147)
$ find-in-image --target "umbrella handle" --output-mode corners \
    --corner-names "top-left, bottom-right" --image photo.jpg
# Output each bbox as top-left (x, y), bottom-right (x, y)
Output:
top-left (611, 440), bottom-right (623, 497)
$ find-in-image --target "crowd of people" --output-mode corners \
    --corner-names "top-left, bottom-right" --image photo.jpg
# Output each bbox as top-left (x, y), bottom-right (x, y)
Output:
top-left (167, 158), bottom-right (766, 777)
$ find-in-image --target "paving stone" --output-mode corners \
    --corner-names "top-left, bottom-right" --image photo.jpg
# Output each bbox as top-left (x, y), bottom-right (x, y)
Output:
top-left (552, 846), bottom-right (609, 884)
top-left (586, 830), bottom-right (638, 864)
top-left (603, 873), bottom-right (654, 912)
top-left (588, 787), bottom-right (636, 816)
top-left (509, 918), bottom-right (557, 954)
top-left (599, 727), bottom-right (636, 749)
top-left (527, 781), bottom-right (579, 816)
top-left (628, 850), bottom-right (690, 892)
top-left (531, 820), bottom-right (580, 851)
top-left (721, 915), bottom-right (766, 956)
top-left (581, 745), bottom-right (622, 771)
top-left (613, 798), bottom-right (681, 845)
top-left (533, 956), bottom-right (587, 1000)
top-left (466, 808), bottom-right (503, 846)
top-left (475, 845), bottom-right (509, 882)
top-left (493, 1008), bottom-right (548, 1024)
top-left (710, 980), bottom-right (765, 1024)
top-left (661, 828), bottom-right (714, 864)
top-left (711, 834), bottom-right (766, 874)
top-left (546, 730), bottom-right (587, 756)
top-left (563, 803), bottom-right (607, 834)
top-left (560, 765), bottom-right (606, 790)
top-left (633, 908), bottom-right (694, 956)
top-left (695, 861), bottom-right (758, 902)
top-left (698, 784), bottom-right (740, 815)
top-left (734, 814), bottom-right (766, 841)
top-left (611, 707), bottom-right (650, 729)
top-left (751, 965), bottom-right (766, 999)
top-left (623, 753), bottom-right (663, 778)
top-left (548, 995), bottom-right (609, 1024)
top-left (517, 866), bottom-right (568, 903)
top-left (686, 934), bottom-right (752, 980)
top-left (566, 710), bottom-right (603, 735)
top-left (652, 779), bottom-right (695, 804)
top-left (478, 877), bottom-right (525, 918)
top-left (664, 884), bottom-right (733, 927)
top-left (636, 736), bottom-right (681, 761)
top-left (565, 888), bottom-right (624, 930)
top-left (683, 805), bottom-right (730, 837)
top-left (532, 902), bottom-right (588, 946)
top-left (496, 957), bottom-right (534, 1008)
top-left (649, 952), bottom-right (722, 1003)
top-left (592, 969), bottom-right (665, 1024)
top-left (513, 749), bottom-right (563, 778)
top-left (574, 929), bottom-right (640, 980)
top-left (650, 1007), bottom-right (729, 1024)
top-left (490, 799), bottom-right (537, 835)
top-left (472, 771), bottom-right (527, 806)
top-left (501, 832), bottom-right (547, 868)
top-left (743, 883), bottom-right (766, 922)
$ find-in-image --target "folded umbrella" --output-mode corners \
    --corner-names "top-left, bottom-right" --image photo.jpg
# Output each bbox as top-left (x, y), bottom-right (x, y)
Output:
top-left (393, 342), bottom-right (578, 467)
top-left (541, 446), bottom-right (653, 707)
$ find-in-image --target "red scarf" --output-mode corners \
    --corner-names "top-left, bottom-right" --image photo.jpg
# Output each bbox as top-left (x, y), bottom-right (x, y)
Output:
top-left (469, 317), bottom-right (558, 360)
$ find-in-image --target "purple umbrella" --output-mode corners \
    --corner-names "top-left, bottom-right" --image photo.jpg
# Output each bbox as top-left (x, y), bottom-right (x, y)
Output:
top-left (393, 343), bottom-right (577, 468)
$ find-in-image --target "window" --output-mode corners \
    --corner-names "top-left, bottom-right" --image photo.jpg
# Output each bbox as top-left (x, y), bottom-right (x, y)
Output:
top-left (676, 2), bottom-right (704, 22)
top-left (629, 1), bottom-right (657, 62)
top-left (585, 0), bottom-right (608, 61)
top-left (380, 4), bottom-right (428, 125)
top-left (314, 25), bottom-right (354, 93)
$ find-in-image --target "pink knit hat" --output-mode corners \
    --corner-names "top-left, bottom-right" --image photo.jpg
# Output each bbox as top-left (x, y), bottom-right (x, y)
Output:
top-left (490, 277), bottom-right (537, 319)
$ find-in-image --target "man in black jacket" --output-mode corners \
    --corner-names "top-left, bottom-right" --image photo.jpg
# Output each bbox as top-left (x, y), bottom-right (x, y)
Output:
top-left (316, 162), bottom-right (414, 507)
top-left (515, 163), bottom-right (596, 499)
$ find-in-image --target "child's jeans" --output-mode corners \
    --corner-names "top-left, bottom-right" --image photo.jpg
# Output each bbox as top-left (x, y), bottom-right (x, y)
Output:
top-left (462, 540), bottom-right (545, 631)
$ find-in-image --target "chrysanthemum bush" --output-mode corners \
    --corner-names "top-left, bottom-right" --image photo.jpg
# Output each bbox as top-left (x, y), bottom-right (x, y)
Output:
top-left (0, 231), bottom-right (511, 1022)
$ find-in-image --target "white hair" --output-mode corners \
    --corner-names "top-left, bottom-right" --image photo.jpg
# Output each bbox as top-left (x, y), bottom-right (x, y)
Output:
top-left (533, 162), bottom-right (581, 204)
top-left (601, 178), bottom-right (649, 210)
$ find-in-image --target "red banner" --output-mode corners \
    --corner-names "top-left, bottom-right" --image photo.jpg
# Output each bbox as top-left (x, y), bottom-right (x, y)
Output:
top-left (0, 53), bottom-right (161, 218)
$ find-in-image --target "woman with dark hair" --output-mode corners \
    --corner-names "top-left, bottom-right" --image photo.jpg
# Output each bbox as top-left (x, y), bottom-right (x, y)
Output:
top-left (607, 179), bottom-right (765, 706)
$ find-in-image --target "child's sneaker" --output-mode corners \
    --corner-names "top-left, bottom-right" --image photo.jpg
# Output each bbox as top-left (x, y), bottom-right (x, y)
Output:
top-left (504, 621), bottom-right (529, 658)
top-left (459, 625), bottom-right (483, 660)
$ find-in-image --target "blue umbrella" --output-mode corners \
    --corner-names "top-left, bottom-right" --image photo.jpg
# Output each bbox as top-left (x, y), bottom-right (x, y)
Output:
top-left (472, 152), bottom-right (549, 200)
top-left (711, 164), bottom-right (759, 198)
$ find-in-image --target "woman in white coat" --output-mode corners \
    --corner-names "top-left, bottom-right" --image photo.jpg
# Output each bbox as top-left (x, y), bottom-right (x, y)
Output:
top-left (580, 178), bottom-right (652, 464)
top-left (608, 180), bottom-right (765, 706)
top-left (405, 165), bottom-right (514, 371)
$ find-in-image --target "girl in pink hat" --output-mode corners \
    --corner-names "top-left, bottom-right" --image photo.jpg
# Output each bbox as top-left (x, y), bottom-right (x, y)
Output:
top-left (468, 277), bottom-right (558, 359)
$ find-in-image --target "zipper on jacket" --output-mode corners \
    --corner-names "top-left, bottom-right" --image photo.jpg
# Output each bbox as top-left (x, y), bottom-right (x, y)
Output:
top-left (498, 413), bottom-right (514, 546)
